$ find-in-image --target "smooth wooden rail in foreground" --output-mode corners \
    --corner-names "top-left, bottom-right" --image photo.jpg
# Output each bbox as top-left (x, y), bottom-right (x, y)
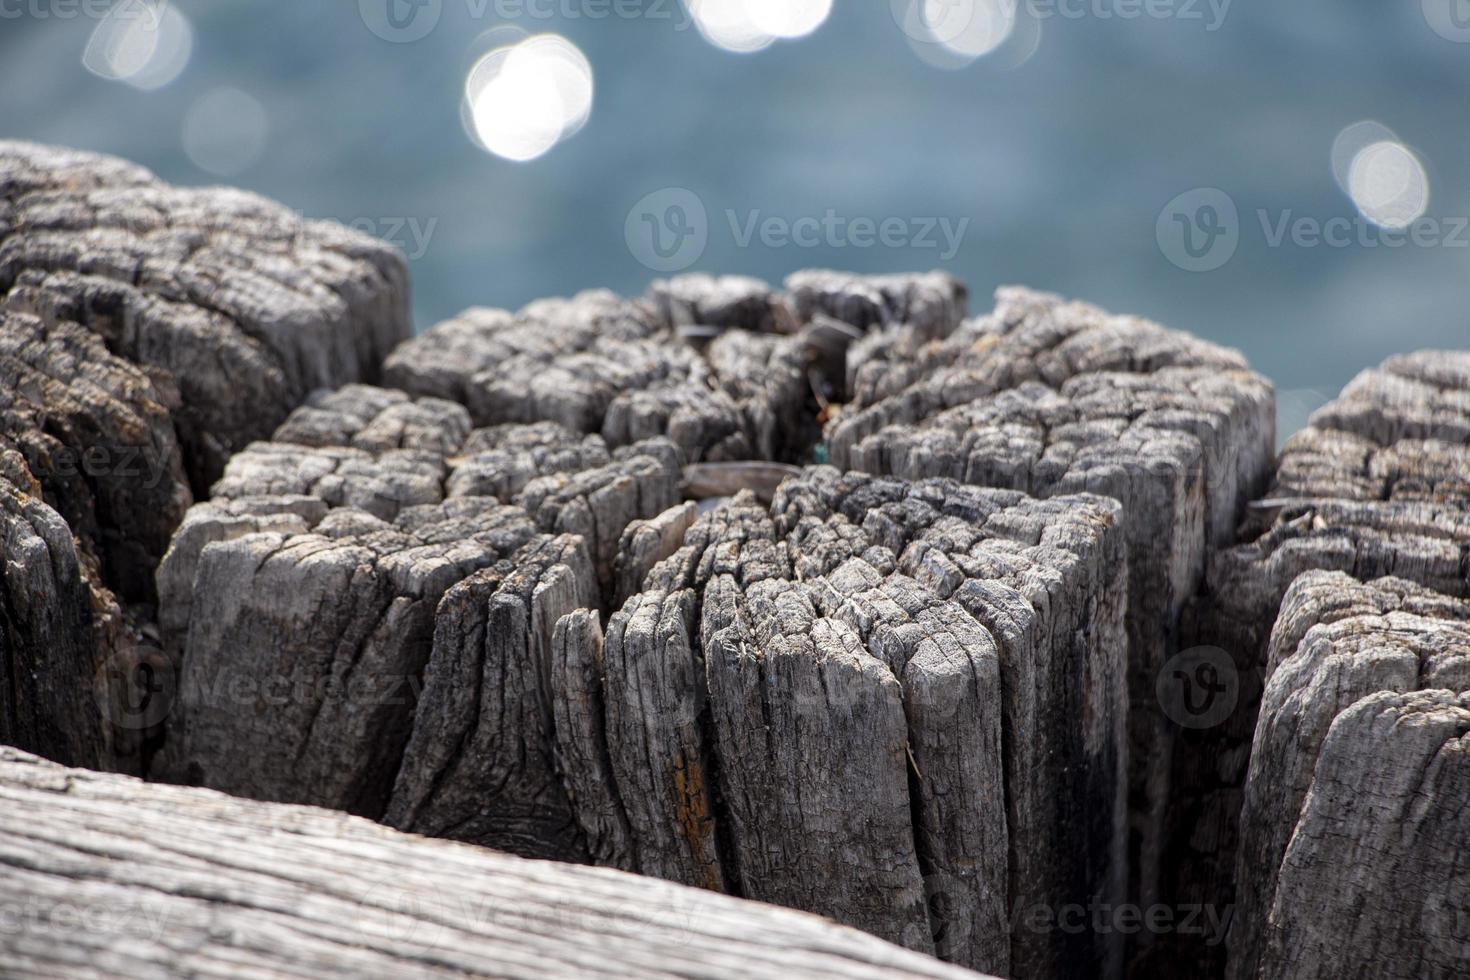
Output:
top-left (0, 747), bottom-right (988, 980)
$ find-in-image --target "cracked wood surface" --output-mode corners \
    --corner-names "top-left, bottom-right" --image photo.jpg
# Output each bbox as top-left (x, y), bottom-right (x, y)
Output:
top-left (824, 285), bottom-right (1276, 934)
top-left (156, 385), bottom-right (683, 815)
top-left (1226, 571), bottom-right (1470, 980)
top-left (0, 142), bottom-right (409, 775)
top-left (0, 747), bottom-right (989, 980)
top-left (543, 470), bottom-right (1128, 978)
top-left (382, 271), bottom-right (967, 465)
top-left (1155, 350), bottom-right (1470, 978)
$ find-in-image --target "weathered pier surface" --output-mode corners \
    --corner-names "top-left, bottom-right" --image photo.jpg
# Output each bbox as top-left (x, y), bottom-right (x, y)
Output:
top-left (1229, 572), bottom-right (1470, 980)
top-left (4, 147), bottom-right (1464, 980)
top-left (0, 143), bottom-right (410, 775)
top-left (0, 141), bottom-right (409, 493)
top-left (383, 271), bottom-right (969, 465)
top-left (141, 277), bottom-right (1279, 977)
top-left (0, 451), bottom-right (108, 769)
top-left (825, 286), bottom-right (1277, 930)
top-left (0, 747), bottom-right (988, 980)
top-left (388, 468), bottom-right (1129, 979)
top-left (1153, 351), bottom-right (1470, 977)
top-left (157, 384), bottom-right (681, 815)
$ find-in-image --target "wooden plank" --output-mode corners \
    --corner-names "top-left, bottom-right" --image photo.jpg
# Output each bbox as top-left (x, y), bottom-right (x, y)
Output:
top-left (0, 747), bottom-right (987, 980)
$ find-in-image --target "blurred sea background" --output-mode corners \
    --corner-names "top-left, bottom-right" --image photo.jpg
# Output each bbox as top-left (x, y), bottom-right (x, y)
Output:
top-left (3, 0), bottom-right (1468, 439)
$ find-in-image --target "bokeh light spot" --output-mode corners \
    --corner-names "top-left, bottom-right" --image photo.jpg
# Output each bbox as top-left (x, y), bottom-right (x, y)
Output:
top-left (182, 88), bottom-right (269, 177)
top-left (744, 0), bottom-right (833, 39)
top-left (83, 0), bottom-right (192, 91)
top-left (465, 34), bottom-right (593, 162)
top-left (1347, 140), bottom-right (1429, 230)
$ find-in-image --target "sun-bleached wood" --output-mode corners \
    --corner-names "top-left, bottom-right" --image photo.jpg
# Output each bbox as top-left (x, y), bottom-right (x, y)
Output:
top-left (0, 747), bottom-right (989, 980)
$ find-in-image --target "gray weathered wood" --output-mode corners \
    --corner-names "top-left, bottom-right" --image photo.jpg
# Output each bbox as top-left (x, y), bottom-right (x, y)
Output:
top-left (158, 388), bottom-right (684, 813)
top-left (385, 534), bottom-right (599, 856)
top-left (0, 141), bottom-right (410, 493)
top-left (548, 470), bottom-right (1128, 977)
top-left (384, 286), bottom-right (819, 464)
top-left (0, 452), bottom-right (108, 769)
top-left (0, 747), bottom-right (989, 980)
top-left (1254, 689), bottom-right (1469, 980)
top-left (1157, 350), bottom-right (1470, 977)
top-left (784, 268), bottom-right (967, 342)
top-left (167, 496), bottom-right (541, 816)
top-left (0, 142), bottom-right (409, 775)
top-left (825, 286), bottom-right (1276, 936)
top-left (1228, 571), bottom-right (1470, 980)
top-left (647, 272), bottom-right (796, 335)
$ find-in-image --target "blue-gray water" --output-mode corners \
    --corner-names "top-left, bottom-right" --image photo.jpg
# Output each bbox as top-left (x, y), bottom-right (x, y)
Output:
top-left (4, 1), bottom-right (1468, 438)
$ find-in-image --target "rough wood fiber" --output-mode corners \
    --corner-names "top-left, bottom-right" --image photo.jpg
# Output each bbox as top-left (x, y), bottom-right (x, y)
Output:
top-left (387, 290), bottom-right (805, 464)
top-left (0, 142), bottom-right (409, 775)
top-left (647, 273), bottom-right (796, 335)
top-left (784, 269), bottom-right (967, 342)
top-left (546, 469), bottom-right (1127, 978)
top-left (0, 309), bottom-right (186, 774)
top-left (168, 497), bottom-right (540, 816)
top-left (385, 534), bottom-right (599, 856)
top-left (1254, 689), bottom-right (1469, 980)
top-left (826, 286), bottom-right (1275, 930)
top-left (0, 452), bottom-right (106, 769)
top-left (383, 271), bottom-right (968, 466)
top-left (1156, 351), bottom-right (1470, 977)
top-left (0, 747), bottom-right (989, 980)
top-left (0, 141), bottom-right (410, 493)
top-left (1227, 572), bottom-right (1470, 980)
top-left (156, 388), bottom-right (684, 814)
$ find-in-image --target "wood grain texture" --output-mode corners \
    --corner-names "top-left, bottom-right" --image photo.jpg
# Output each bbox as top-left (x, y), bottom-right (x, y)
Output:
top-left (1254, 689), bottom-right (1469, 980)
top-left (0, 451), bottom-right (108, 770)
top-left (0, 747), bottom-right (989, 980)
top-left (825, 286), bottom-right (1276, 933)
top-left (1155, 350), bottom-right (1470, 978)
top-left (0, 142), bottom-right (408, 775)
top-left (1227, 572), bottom-right (1470, 980)
top-left (0, 141), bottom-right (410, 493)
top-left (545, 469), bottom-right (1128, 977)
top-left (157, 387), bottom-right (684, 814)
top-left (384, 271), bottom-right (967, 466)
